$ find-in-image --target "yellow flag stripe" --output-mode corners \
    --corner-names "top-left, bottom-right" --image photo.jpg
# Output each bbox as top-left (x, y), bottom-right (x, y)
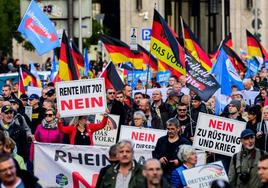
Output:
top-left (150, 37), bottom-right (186, 74)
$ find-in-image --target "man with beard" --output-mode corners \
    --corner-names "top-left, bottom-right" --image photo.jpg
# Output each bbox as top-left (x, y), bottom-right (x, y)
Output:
top-left (153, 118), bottom-right (190, 182)
top-left (141, 159), bottom-right (172, 188)
top-left (99, 140), bottom-right (145, 188)
top-left (138, 98), bottom-right (162, 129)
top-left (229, 129), bottom-right (264, 188)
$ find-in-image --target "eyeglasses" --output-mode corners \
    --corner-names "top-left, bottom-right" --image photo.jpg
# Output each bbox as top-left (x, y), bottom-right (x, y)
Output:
top-left (178, 109), bottom-right (187, 112)
top-left (45, 114), bottom-right (54, 117)
top-left (108, 92), bottom-right (115, 95)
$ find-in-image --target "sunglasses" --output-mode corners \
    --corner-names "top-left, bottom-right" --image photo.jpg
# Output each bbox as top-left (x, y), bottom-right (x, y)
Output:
top-left (178, 109), bottom-right (187, 112)
top-left (45, 114), bottom-right (54, 117)
top-left (108, 92), bottom-right (115, 95)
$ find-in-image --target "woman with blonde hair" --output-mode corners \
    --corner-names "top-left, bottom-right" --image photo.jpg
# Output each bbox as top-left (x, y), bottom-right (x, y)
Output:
top-left (4, 137), bottom-right (26, 170)
top-left (256, 106), bottom-right (268, 151)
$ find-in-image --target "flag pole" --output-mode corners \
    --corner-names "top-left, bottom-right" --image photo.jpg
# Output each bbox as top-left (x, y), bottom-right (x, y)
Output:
top-left (144, 51), bottom-right (151, 95)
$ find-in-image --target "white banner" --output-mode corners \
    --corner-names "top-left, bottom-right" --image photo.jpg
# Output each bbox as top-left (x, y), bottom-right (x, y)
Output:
top-left (56, 78), bottom-right (107, 117)
top-left (133, 87), bottom-right (169, 101)
top-left (119, 125), bottom-right (167, 150)
top-left (34, 142), bottom-right (152, 188)
top-left (193, 113), bottom-right (246, 156)
top-left (93, 114), bottom-right (119, 146)
top-left (27, 86), bottom-right (42, 97)
top-left (183, 161), bottom-right (229, 188)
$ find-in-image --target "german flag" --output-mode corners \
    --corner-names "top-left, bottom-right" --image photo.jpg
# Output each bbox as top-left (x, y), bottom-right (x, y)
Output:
top-left (100, 62), bottom-right (124, 91)
top-left (59, 31), bottom-right (80, 81)
top-left (18, 67), bottom-right (25, 97)
top-left (100, 35), bottom-right (146, 69)
top-left (150, 9), bottom-right (185, 78)
top-left (137, 44), bottom-right (158, 71)
top-left (209, 33), bottom-right (233, 62)
top-left (182, 20), bottom-right (212, 71)
top-left (71, 41), bottom-right (84, 75)
top-left (223, 44), bottom-right (246, 73)
top-left (20, 66), bottom-right (42, 88)
top-left (246, 29), bottom-right (267, 61)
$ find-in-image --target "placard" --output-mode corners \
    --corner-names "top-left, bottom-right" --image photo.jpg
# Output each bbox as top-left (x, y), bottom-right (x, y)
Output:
top-left (119, 125), bottom-right (167, 150)
top-left (56, 78), bottom-right (106, 117)
top-left (193, 113), bottom-right (246, 156)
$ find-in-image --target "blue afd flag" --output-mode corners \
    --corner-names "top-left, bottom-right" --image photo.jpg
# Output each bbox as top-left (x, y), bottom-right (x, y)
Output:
top-left (18, 0), bottom-right (60, 55)
top-left (211, 48), bottom-right (244, 96)
top-left (49, 51), bottom-right (59, 82)
top-left (245, 57), bottom-right (259, 78)
top-left (84, 48), bottom-right (91, 77)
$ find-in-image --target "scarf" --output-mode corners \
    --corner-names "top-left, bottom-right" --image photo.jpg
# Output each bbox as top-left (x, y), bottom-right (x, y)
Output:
top-left (41, 119), bottom-right (58, 129)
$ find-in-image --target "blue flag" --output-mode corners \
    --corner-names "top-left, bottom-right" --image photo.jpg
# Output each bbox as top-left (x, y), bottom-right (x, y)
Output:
top-left (245, 57), bottom-right (259, 78)
top-left (49, 51), bottom-right (59, 82)
top-left (18, 0), bottom-right (60, 55)
top-left (211, 48), bottom-right (244, 96)
top-left (84, 48), bottom-right (90, 77)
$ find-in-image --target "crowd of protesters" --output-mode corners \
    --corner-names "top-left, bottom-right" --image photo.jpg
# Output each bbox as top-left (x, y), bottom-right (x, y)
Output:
top-left (1, 58), bottom-right (268, 188)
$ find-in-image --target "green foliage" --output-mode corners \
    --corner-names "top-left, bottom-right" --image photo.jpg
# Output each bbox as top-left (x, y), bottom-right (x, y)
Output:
top-left (83, 18), bottom-right (111, 48)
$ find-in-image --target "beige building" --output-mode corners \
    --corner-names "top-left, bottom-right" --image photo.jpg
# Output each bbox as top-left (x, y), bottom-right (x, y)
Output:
top-left (117, 0), bottom-right (267, 54)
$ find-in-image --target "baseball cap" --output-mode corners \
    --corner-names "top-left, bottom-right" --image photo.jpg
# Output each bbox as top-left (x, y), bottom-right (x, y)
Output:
top-left (9, 99), bottom-right (18, 104)
top-left (1, 105), bottom-right (14, 113)
top-left (191, 95), bottom-right (201, 101)
top-left (240, 129), bottom-right (255, 139)
top-left (29, 94), bottom-right (40, 100)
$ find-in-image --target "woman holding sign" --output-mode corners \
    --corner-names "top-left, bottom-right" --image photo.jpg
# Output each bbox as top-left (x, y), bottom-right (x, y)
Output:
top-left (171, 145), bottom-right (197, 188)
top-left (58, 113), bottom-right (108, 145)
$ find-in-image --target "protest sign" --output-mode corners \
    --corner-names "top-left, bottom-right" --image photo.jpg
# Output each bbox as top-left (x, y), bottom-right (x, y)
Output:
top-left (27, 86), bottom-right (42, 97)
top-left (133, 87), bottom-right (169, 101)
top-left (183, 161), bottom-right (229, 188)
top-left (156, 71), bottom-right (171, 86)
top-left (119, 125), bottom-right (167, 150)
top-left (34, 142), bottom-right (151, 187)
top-left (24, 106), bottom-right (32, 121)
top-left (56, 78), bottom-right (107, 117)
top-left (193, 113), bottom-right (246, 156)
top-left (93, 114), bottom-right (119, 146)
top-left (127, 70), bottom-right (152, 89)
top-left (185, 53), bottom-right (220, 101)
top-left (241, 90), bottom-right (259, 106)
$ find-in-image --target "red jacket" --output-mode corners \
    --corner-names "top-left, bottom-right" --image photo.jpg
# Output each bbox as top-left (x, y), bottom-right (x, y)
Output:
top-left (58, 116), bottom-right (108, 145)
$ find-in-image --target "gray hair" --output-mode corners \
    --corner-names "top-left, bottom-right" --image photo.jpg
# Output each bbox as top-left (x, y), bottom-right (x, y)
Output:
top-left (117, 139), bottom-right (134, 152)
top-left (177, 145), bottom-right (196, 162)
top-left (166, 117), bottom-right (180, 128)
top-left (133, 111), bottom-right (146, 121)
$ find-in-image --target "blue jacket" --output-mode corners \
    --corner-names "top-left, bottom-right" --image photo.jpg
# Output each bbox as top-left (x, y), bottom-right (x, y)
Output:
top-left (171, 165), bottom-right (187, 188)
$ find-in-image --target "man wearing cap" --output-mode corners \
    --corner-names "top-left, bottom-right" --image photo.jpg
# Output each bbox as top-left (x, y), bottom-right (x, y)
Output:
top-left (0, 105), bottom-right (28, 161)
top-left (165, 90), bottom-right (181, 116)
top-left (222, 100), bottom-right (246, 122)
top-left (19, 94), bottom-right (28, 108)
top-left (229, 129), bottom-right (264, 188)
top-left (29, 94), bottom-right (42, 134)
top-left (190, 95), bottom-right (210, 126)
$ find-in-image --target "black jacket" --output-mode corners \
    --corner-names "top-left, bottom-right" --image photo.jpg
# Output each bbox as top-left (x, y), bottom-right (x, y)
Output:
top-left (0, 120), bottom-right (28, 161)
top-left (152, 135), bottom-right (191, 175)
